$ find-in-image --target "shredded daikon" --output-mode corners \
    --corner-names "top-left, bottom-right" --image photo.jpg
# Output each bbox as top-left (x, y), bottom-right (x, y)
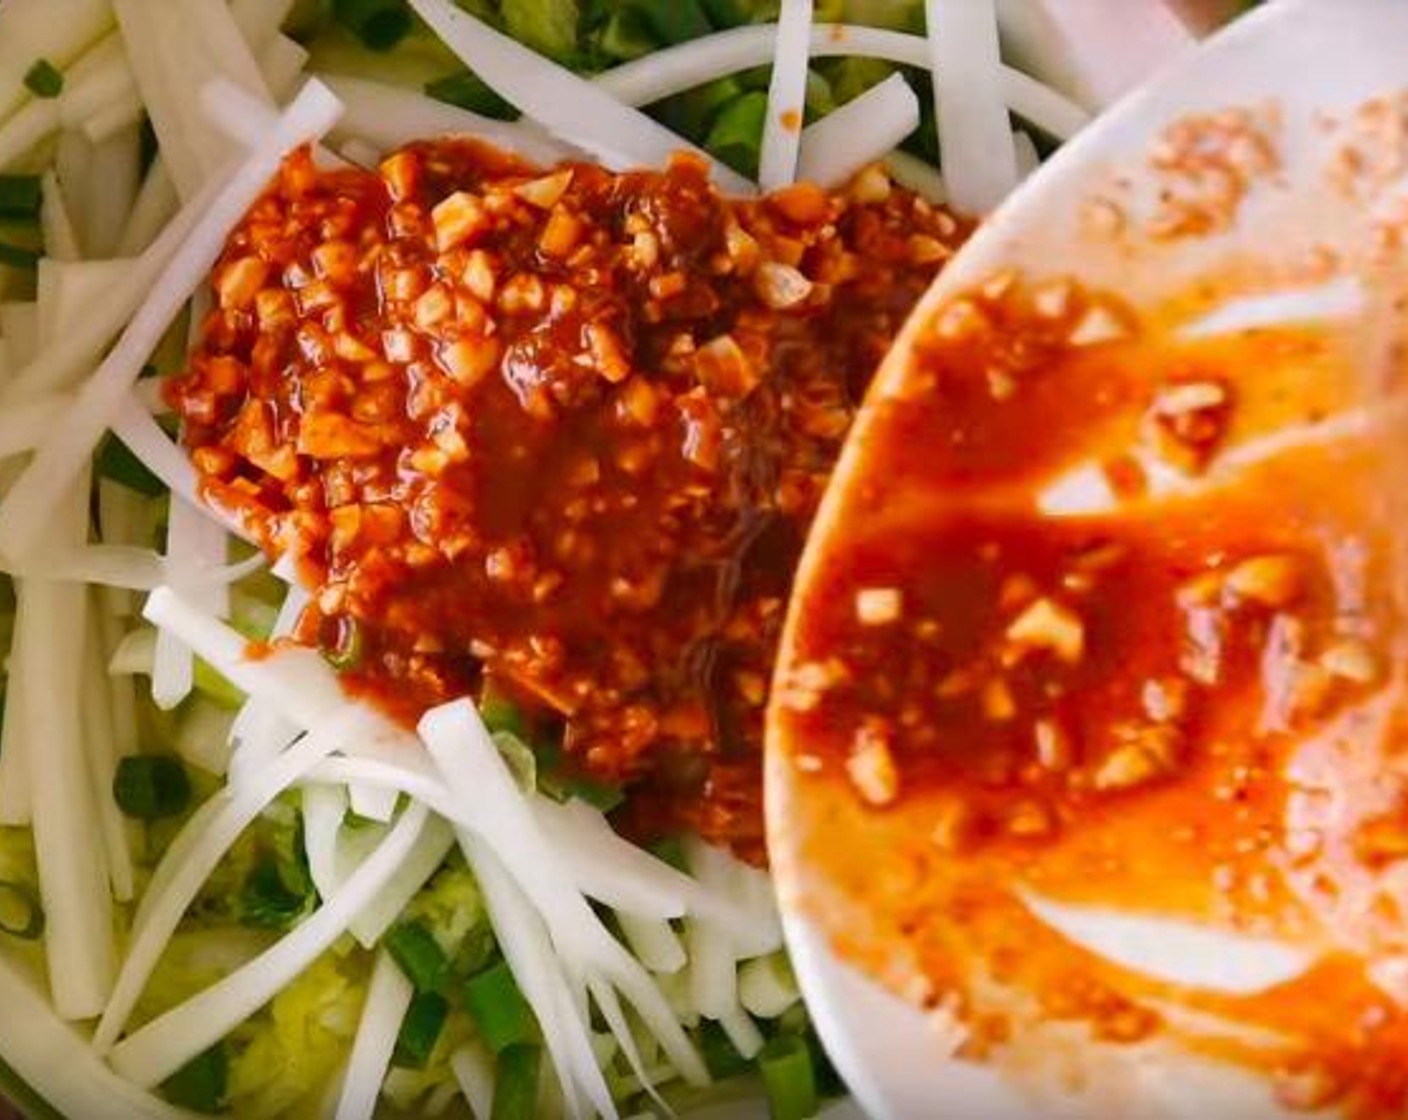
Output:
top-left (335, 950), bottom-right (414, 1120)
top-left (796, 72), bottom-right (919, 186)
top-left (758, 0), bottom-right (814, 191)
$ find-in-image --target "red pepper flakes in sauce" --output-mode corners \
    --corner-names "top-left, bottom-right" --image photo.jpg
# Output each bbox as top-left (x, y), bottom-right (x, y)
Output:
top-left (170, 142), bottom-right (969, 860)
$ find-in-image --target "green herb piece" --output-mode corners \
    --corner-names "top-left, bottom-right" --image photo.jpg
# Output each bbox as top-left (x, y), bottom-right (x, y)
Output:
top-left (0, 242), bottom-right (39, 270)
top-left (321, 618), bottom-right (363, 671)
top-left (502, 0), bottom-right (581, 62)
top-left (238, 852), bottom-right (313, 930)
top-left (649, 835), bottom-right (687, 872)
top-left (113, 755), bottom-right (192, 820)
top-left (698, 1019), bottom-right (751, 1080)
top-left (0, 880), bottom-right (44, 940)
top-left (96, 432), bottom-right (167, 497)
top-left (332, 0), bottom-right (414, 51)
top-left (160, 1044), bottom-right (228, 1114)
top-left (490, 1043), bottom-right (541, 1120)
top-left (23, 59), bottom-right (63, 99)
top-left (385, 919), bottom-right (451, 993)
top-left (478, 694), bottom-right (527, 739)
top-left (631, 0), bottom-right (712, 43)
top-left (392, 990), bottom-right (450, 1069)
top-left (0, 176), bottom-right (41, 222)
top-left (193, 656), bottom-right (246, 710)
top-left (705, 90), bottom-right (768, 177)
top-left (758, 1034), bottom-right (819, 1120)
top-left (464, 960), bottom-right (536, 1053)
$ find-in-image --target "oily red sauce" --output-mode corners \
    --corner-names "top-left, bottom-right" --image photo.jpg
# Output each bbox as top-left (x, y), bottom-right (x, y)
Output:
top-left (169, 141), bottom-right (967, 857)
top-left (770, 274), bottom-right (1408, 1114)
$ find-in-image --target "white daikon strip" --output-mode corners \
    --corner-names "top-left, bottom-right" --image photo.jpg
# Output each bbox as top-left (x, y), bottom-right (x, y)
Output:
top-left (230, 0), bottom-right (296, 50)
top-left (1180, 276), bottom-right (1365, 338)
top-left (684, 912), bottom-right (736, 1022)
top-left (259, 34), bottom-right (310, 100)
top-left (533, 797), bottom-right (692, 921)
top-left (80, 602), bottom-right (136, 903)
top-left (117, 158), bottom-right (179, 257)
top-left (16, 557), bottom-right (118, 1017)
top-left (0, 391), bottom-right (66, 460)
top-left (758, 0), bottom-right (813, 191)
top-left (617, 913), bottom-right (686, 976)
top-left (0, 303), bottom-right (38, 369)
top-left (348, 781), bottom-right (400, 824)
top-left (450, 1042), bottom-right (497, 1120)
top-left (1013, 128), bottom-right (1040, 179)
top-left (0, 0), bottom-right (112, 122)
top-left (718, 1005), bottom-right (763, 1059)
top-left (420, 701), bottom-right (708, 1087)
top-left (153, 483), bottom-right (230, 709)
top-left (95, 702), bottom-right (373, 1052)
top-left (0, 605), bottom-right (34, 826)
top-left (336, 950), bottom-right (414, 1120)
top-left (738, 954), bottom-right (800, 1019)
top-left (302, 783), bottom-right (348, 905)
top-left (1021, 889), bottom-right (1311, 994)
top-left (110, 802), bottom-right (431, 1088)
top-left (36, 260), bottom-right (136, 356)
top-left (8, 542), bottom-right (164, 591)
top-left (80, 91), bottom-right (145, 146)
top-left (226, 581), bottom-right (307, 786)
top-left (40, 171), bottom-right (81, 261)
top-left (925, 0), bottom-right (1017, 213)
top-left (407, 0), bottom-right (751, 193)
top-left (96, 599), bottom-right (141, 752)
top-left (796, 72), bottom-right (919, 186)
top-left (317, 73), bottom-right (573, 165)
top-left (0, 98), bottom-right (59, 172)
top-left (462, 834), bottom-right (610, 1120)
top-left (78, 122), bottom-right (143, 257)
top-left (683, 836), bottom-right (784, 960)
top-left (108, 626), bottom-right (156, 675)
top-left (593, 24), bottom-right (1091, 142)
top-left (346, 814), bottom-right (454, 948)
top-left (0, 953), bottom-right (186, 1120)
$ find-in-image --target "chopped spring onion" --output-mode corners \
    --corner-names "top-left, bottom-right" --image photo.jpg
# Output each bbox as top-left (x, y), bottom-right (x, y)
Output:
top-left (704, 91), bottom-right (767, 177)
top-left (237, 852), bottom-right (314, 931)
top-left (0, 879), bottom-right (44, 940)
top-left (97, 431), bottom-right (168, 497)
top-left (392, 989), bottom-right (451, 1070)
top-left (0, 175), bottom-right (42, 221)
top-left (0, 242), bottom-right (40, 270)
top-left (490, 1043), bottom-right (542, 1120)
top-left (23, 58), bottom-right (64, 99)
top-left (478, 694), bottom-right (527, 739)
top-left (333, 0), bottom-right (416, 52)
top-left (384, 919), bottom-right (451, 993)
top-left (423, 71), bottom-right (516, 120)
top-left (757, 1035), bottom-right (819, 1120)
top-left (464, 960), bottom-right (537, 1054)
top-left (158, 1044), bottom-right (228, 1115)
top-left (112, 755), bottom-right (192, 821)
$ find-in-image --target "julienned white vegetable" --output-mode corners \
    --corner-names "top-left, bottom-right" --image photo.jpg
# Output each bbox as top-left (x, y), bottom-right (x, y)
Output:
top-left (406, 0), bottom-right (751, 195)
top-left (450, 1041), bottom-right (497, 1120)
top-left (594, 23), bottom-right (1091, 143)
top-left (925, 0), bottom-right (1018, 214)
top-left (39, 173), bottom-right (82, 262)
top-left (0, 0), bottom-right (112, 121)
top-left (739, 954), bottom-right (801, 1019)
top-left (0, 391), bottom-right (67, 460)
top-left (420, 702), bottom-right (709, 1090)
top-left (302, 783), bottom-right (349, 906)
top-left (758, 0), bottom-right (814, 191)
top-left (344, 814), bottom-right (456, 948)
top-left (617, 913), bottom-right (687, 976)
top-left (0, 78), bottom-right (343, 563)
top-left (80, 607), bottom-right (137, 904)
top-left (335, 950), bottom-right (414, 1120)
top-left (317, 73), bottom-right (574, 165)
top-left (110, 803), bottom-right (433, 1089)
top-left (0, 954), bottom-right (186, 1120)
top-left (796, 72), bottom-right (920, 187)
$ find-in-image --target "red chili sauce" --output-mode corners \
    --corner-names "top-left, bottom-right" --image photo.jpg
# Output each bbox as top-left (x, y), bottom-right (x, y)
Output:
top-left (169, 141), bottom-right (968, 858)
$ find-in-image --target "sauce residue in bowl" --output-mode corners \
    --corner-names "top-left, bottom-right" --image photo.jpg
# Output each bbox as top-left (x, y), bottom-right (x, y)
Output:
top-left (169, 140), bottom-right (968, 857)
top-left (769, 269), bottom-right (1408, 1115)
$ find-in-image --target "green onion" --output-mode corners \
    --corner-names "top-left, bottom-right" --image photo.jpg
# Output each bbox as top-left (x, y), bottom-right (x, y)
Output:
top-left (0, 880), bottom-right (44, 940)
top-left (650, 835), bottom-right (687, 872)
top-left (238, 852), bottom-right (313, 930)
top-left (113, 755), bottom-right (192, 820)
top-left (332, 0), bottom-right (414, 51)
top-left (0, 242), bottom-right (39, 270)
top-left (392, 990), bottom-right (450, 1069)
top-left (478, 691), bottom-right (527, 738)
top-left (0, 176), bottom-right (41, 222)
top-left (596, 9), bottom-right (656, 60)
top-left (758, 1035), bottom-right (819, 1120)
top-left (320, 617), bottom-right (363, 671)
top-left (698, 1019), bottom-right (751, 1080)
top-left (385, 920), bottom-right (451, 993)
top-left (425, 72), bottom-right (517, 120)
top-left (502, 0), bottom-right (580, 62)
top-left (705, 90), bottom-right (768, 177)
top-left (23, 59), bottom-right (63, 99)
top-left (160, 1043), bottom-right (227, 1114)
top-left (97, 433), bottom-right (167, 497)
top-left (631, 0), bottom-right (712, 44)
top-left (464, 960), bottom-right (536, 1053)
top-left (490, 1043), bottom-right (541, 1120)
